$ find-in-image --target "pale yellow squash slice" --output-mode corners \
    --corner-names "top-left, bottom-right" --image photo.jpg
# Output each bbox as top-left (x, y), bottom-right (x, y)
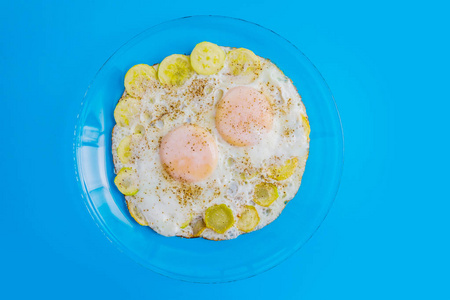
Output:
top-left (204, 204), bottom-right (234, 234)
top-left (191, 218), bottom-right (206, 237)
top-left (158, 54), bottom-right (194, 86)
top-left (190, 42), bottom-right (225, 75)
top-left (114, 96), bottom-right (140, 127)
top-left (180, 214), bottom-right (193, 229)
top-left (253, 182), bottom-right (278, 207)
top-left (114, 167), bottom-right (139, 196)
top-left (124, 64), bottom-right (157, 98)
top-left (237, 206), bottom-right (260, 232)
top-left (226, 48), bottom-right (261, 80)
top-left (268, 157), bottom-right (299, 181)
top-left (126, 200), bottom-right (148, 226)
top-left (117, 135), bottom-right (132, 164)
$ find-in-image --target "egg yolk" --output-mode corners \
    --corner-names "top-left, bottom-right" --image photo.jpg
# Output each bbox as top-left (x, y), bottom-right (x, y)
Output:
top-left (215, 86), bottom-right (273, 146)
top-left (159, 124), bottom-right (218, 183)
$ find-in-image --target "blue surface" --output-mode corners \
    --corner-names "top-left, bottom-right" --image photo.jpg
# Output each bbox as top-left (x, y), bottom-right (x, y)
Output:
top-left (1, 0), bottom-right (449, 298)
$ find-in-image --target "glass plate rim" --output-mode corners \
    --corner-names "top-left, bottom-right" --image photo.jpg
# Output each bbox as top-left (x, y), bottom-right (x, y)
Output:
top-left (73, 15), bottom-right (345, 283)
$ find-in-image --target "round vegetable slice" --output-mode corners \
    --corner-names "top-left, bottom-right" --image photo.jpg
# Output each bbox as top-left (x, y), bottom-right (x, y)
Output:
top-left (117, 135), bottom-right (132, 164)
top-left (191, 218), bottom-right (206, 237)
top-left (114, 167), bottom-right (139, 196)
top-left (180, 214), bottom-right (193, 229)
top-left (133, 124), bottom-right (145, 136)
top-left (226, 48), bottom-right (261, 79)
top-left (124, 64), bottom-right (157, 98)
top-left (253, 182), bottom-right (278, 207)
top-left (268, 157), bottom-right (299, 181)
top-left (204, 204), bottom-right (234, 234)
top-left (114, 96), bottom-right (140, 127)
top-left (190, 41), bottom-right (226, 75)
top-left (126, 200), bottom-right (148, 226)
top-left (240, 171), bottom-right (258, 181)
top-left (301, 114), bottom-right (310, 142)
top-left (157, 54), bottom-right (194, 86)
top-left (237, 206), bottom-right (260, 232)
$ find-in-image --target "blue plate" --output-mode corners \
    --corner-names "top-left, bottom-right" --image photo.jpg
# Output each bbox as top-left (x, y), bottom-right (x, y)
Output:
top-left (74, 16), bottom-right (343, 283)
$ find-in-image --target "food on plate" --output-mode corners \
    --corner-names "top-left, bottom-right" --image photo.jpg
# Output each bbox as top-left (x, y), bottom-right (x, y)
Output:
top-left (268, 157), bottom-right (299, 181)
top-left (215, 86), bottom-right (273, 147)
top-left (114, 167), bottom-right (139, 196)
top-left (253, 182), bottom-right (279, 207)
top-left (127, 200), bottom-right (148, 226)
top-left (117, 135), bottom-right (132, 164)
top-left (157, 54), bottom-right (194, 86)
top-left (226, 48), bottom-right (261, 80)
top-left (190, 41), bottom-right (226, 75)
top-left (114, 96), bottom-right (140, 127)
top-left (124, 64), bottom-right (157, 98)
top-left (236, 206), bottom-right (260, 232)
top-left (112, 41), bottom-right (310, 240)
top-left (204, 204), bottom-right (235, 234)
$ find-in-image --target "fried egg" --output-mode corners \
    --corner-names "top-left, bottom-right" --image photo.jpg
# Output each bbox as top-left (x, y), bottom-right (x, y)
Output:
top-left (112, 43), bottom-right (310, 240)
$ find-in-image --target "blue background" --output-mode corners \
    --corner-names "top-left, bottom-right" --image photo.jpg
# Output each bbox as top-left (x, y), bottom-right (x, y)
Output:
top-left (1, 0), bottom-right (449, 299)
